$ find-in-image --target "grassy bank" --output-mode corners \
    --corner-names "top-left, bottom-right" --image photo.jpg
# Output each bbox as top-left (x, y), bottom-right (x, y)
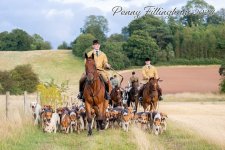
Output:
top-left (1, 120), bottom-right (223, 150)
top-left (0, 125), bottom-right (137, 150)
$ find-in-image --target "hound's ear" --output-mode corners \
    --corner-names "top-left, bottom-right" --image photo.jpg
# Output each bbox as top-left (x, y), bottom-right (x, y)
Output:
top-left (91, 53), bottom-right (94, 59)
top-left (85, 53), bottom-right (88, 59)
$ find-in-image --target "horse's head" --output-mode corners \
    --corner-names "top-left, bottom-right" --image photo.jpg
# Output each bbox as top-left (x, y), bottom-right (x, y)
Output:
top-left (85, 53), bottom-right (97, 83)
top-left (131, 81), bottom-right (139, 96)
top-left (149, 78), bottom-right (159, 91)
top-left (115, 86), bottom-right (123, 99)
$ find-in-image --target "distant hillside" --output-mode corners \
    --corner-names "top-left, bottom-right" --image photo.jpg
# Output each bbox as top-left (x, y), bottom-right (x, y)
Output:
top-left (0, 50), bottom-right (84, 91)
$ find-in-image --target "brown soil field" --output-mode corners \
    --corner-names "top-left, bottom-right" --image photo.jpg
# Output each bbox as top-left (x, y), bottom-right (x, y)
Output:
top-left (120, 65), bottom-right (221, 93)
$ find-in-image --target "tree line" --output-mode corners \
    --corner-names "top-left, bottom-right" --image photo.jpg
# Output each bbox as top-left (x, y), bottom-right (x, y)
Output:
top-left (0, 29), bottom-right (51, 51)
top-left (70, 0), bottom-right (225, 69)
top-left (0, 0), bottom-right (224, 69)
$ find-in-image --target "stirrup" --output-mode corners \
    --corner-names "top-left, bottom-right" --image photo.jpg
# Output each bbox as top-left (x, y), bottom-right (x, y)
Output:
top-left (105, 92), bottom-right (110, 100)
top-left (77, 92), bottom-right (83, 100)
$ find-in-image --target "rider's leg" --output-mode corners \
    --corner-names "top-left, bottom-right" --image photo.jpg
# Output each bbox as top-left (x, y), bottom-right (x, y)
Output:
top-left (99, 71), bottom-right (111, 100)
top-left (77, 73), bottom-right (86, 101)
top-left (138, 84), bottom-right (144, 101)
top-left (157, 84), bottom-right (163, 101)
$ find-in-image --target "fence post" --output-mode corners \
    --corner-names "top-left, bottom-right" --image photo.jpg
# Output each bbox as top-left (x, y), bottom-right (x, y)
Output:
top-left (6, 91), bottom-right (9, 120)
top-left (24, 91), bottom-right (27, 113)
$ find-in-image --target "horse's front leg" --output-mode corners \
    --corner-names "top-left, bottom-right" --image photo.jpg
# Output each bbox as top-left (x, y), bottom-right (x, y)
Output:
top-left (153, 98), bottom-right (158, 111)
top-left (85, 102), bottom-right (93, 136)
top-left (150, 101), bottom-right (154, 112)
top-left (135, 97), bottom-right (138, 112)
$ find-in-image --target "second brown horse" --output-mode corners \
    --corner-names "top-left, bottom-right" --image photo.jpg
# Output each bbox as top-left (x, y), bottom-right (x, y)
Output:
top-left (142, 78), bottom-right (159, 112)
top-left (110, 85), bottom-right (123, 107)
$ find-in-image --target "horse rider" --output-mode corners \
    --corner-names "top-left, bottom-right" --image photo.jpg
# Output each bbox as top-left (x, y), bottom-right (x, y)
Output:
top-left (129, 71), bottom-right (139, 87)
top-left (139, 57), bottom-right (163, 101)
top-left (124, 71), bottom-right (139, 101)
top-left (77, 39), bottom-right (112, 101)
top-left (111, 74), bottom-right (119, 89)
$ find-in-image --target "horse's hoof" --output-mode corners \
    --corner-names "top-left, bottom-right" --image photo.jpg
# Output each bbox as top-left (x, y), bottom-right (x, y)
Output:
top-left (87, 133), bottom-right (92, 136)
top-left (87, 131), bottom-right (92, 136)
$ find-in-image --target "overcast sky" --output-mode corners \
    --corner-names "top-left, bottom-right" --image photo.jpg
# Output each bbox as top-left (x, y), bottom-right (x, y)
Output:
top-left (0, 0), bottom-right (224, 49)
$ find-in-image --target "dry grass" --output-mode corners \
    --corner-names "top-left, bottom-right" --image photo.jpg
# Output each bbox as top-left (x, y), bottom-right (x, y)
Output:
top-left (0, 50), bottom-right (84, 94)
top-left (164, 92), bottom-right (225, 102)
top-left (131, 126), bottom-right (164, 150)
top-left (159, 101), bottom-right (225, 148)
top-left (151, 120), bottom-right (223, 150)
top-left (0, 109), bottom-right (32, 143)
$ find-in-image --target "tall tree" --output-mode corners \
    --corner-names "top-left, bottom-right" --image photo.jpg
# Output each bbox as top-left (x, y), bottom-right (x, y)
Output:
top-left (72, 33), bottom-right (95, 57)
top-left (123, 30), bottom-right (159, 65)
top-left (107, 34), bottom-right (125, 42)
top-left (31, 34), bottom-right (51, 50)
top-left (83, 15), bottom-right (109, 42)
top-left (128, 15), bottom-right (173, 50)
top-left (58, 41), bottom-right (70, 50)
top-left (180, 0), bottom-right (215, 27)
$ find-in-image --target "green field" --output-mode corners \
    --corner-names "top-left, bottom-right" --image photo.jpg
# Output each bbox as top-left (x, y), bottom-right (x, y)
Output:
top-left (0, 121), bottom-right (221, 150)
top-left (0, 50), bottom-right (84, 90)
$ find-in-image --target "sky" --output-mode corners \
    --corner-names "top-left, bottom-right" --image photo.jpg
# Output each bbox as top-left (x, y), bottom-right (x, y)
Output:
top-left (0, 0), bottom-right (225, 49)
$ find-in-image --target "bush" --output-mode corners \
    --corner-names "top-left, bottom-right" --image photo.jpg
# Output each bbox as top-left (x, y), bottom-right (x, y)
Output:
top-left (72, 34), bottom-right (95, 57)
top-left (101, 42), bottom-right (131, 70)
top-left (0, 64), bottom-right (39, 95)
top-left (37, 79), bottom-right (69, 109)
top-left (0, 71), bottom-right (14, 94)
top-left (220, 78), bottom-right (225, 93)
top-left (0, 83), bottom-right (3, 93)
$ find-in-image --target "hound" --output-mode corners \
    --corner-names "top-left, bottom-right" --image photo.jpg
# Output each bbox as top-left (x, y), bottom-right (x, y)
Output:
top-left (44, 112), bottom-right (60, 133)
top-left (30, 101), bottom-right (42, 126)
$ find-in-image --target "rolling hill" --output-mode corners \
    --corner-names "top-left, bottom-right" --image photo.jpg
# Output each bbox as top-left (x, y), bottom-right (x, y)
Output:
top-left (0, 50), bottom-right (84, 91)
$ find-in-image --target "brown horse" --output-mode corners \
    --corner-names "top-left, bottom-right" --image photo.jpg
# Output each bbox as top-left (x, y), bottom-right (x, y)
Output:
top-left (127, 80), bottom-right (139, 112)
top-left (83, 53), bottom-right (108, 135)
top-left (110, 85), bottom-right (123, 107)
top-left (142, 78), bottom-right (159, 112)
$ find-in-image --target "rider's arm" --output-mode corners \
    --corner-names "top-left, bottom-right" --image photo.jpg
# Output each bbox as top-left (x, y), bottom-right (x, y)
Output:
top-left (142, 66), bottom-right (148, 80)
top-left (154, 67), bottom-right (159, 79)
top-left (103, 54), bottom-right (110, 69)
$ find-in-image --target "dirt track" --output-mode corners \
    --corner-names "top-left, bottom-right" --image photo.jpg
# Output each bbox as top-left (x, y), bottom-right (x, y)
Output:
top-left (120, 65), bottom-right (221, 93)
top-left (160, 102), bottom-right (225, 147)
top-left (120, 66), bottom-right (225, 147)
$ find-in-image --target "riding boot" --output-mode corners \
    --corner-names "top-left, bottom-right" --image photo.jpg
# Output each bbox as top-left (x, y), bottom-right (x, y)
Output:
top-left (77, 75), bottom-right (86, 102)
top-left (99, 74), bottom-right (111, 100)
top-left (104, 81), bottom-right (111, 100)
top-left (158, 87), bottom-right (163, 101)
top-left (138, 84), bottom-right (144, 101)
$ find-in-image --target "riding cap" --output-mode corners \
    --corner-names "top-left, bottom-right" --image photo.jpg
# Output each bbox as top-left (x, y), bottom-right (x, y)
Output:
top-left (93, 40), bottom-right (99, 45)
top-left (145, 58), bottom-right (150, 61)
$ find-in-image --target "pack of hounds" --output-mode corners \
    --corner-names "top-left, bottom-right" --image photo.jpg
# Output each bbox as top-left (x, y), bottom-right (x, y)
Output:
top-left (30, 101), bottom-right (168, 135)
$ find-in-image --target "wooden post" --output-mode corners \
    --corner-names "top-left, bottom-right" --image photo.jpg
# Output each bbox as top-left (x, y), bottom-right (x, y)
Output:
top-left (24, 91), bottom-right (27, 113)
top-left (6, 91), bottom-right (9, 120)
